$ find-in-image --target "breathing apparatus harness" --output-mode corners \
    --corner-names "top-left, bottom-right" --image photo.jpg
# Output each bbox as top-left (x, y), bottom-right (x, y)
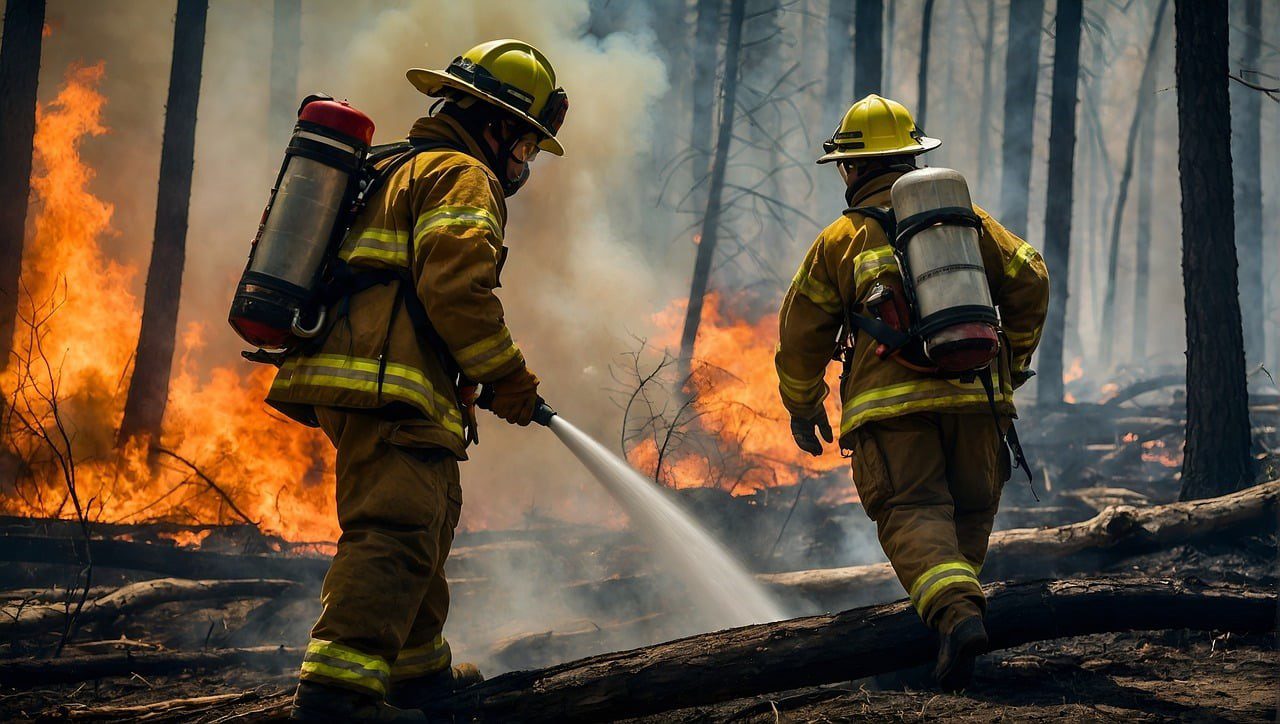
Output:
top-left (246, 134), bottom-right (489, 443)
top-left (834, 170), bottom-right (1036, 491)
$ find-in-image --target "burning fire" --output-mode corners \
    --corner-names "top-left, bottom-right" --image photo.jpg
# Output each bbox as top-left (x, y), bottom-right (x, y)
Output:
top-left (627, 295), bottom-right (846, 495)
top-left (1064, 357), bottom-right (1083, 385)
top-left (0, 64), bottom-right (338, 542)
top-left (1141, 438), bottom-right (1182, 469)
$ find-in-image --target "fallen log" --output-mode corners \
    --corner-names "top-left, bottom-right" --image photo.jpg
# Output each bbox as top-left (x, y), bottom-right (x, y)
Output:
top-left (436, 577), bottom-right (1274, 722)
top-left (0, 645), bottom-right (303, 686)
top-left (0, 534), bottom-right (329, 581)
top-left (488, 613), bottom-right (670, 671)
top-left (762, 480), bottom-right (1278, 610)
top-left (57, 691), bottom-right (258, 720)
top-left (0, 578), bottom-right (302, 636)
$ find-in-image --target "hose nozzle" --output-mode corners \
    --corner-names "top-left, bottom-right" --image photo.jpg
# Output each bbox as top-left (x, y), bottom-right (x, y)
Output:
top-left (476, 385), bottom-right (557, 427)
top-left (532, 399), bottom-right (557, 426)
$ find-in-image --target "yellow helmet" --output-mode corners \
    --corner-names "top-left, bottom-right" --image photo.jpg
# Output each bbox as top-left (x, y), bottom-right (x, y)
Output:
top-left (407, 39), bottom-right (568, 156)
top-left (817, 94), bottom-right (940, 164)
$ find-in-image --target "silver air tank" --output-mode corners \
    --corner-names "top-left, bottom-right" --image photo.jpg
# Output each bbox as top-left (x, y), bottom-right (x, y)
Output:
top-left (890, 168), bottom-right (1000, 372)
top-left (228, 97), bottom-right (374, 350)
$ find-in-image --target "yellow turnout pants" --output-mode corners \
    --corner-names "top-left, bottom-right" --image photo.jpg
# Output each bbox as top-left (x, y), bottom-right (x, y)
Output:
top-left (847, 412), bottom-right (1009, 634)
top-left (298, 408), bottom-right (462, 697)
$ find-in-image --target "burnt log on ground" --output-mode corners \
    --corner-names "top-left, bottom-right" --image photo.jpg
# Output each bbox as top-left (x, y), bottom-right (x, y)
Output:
top-left (762, 479), bottom-right (1278, 610)
top-left (0, 645), bottom-right (303, 686)
top-left (0, 578), bottom-right (302, 636)
top-left (56, 691), bottom-right (259, 720)
top-left (427, 578), bottom-right (1273, 723)
top-left (0, 534), bottom-right (330, 581)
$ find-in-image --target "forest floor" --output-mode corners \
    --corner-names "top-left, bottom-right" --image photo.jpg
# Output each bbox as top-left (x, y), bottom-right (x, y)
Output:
top-left (3, 628), bottom-right (1275, 722)
top-left (2, 537), bottom-right (1274, 723)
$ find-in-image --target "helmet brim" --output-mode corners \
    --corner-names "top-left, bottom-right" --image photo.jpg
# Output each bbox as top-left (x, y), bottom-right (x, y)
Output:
top-left (816, 135), bottom-right (941, 164)
top-left (406, 68), bottom-right (565, 156)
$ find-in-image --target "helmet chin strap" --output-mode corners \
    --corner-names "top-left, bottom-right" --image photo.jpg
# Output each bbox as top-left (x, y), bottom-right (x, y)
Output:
top-left (439, 103), bottom-right (530, 197)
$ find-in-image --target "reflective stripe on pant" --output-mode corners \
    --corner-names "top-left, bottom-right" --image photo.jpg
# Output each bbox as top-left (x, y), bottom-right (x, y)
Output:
top-left (301, 639), bottom-right (392, 696)
top-left (299, 408), bottom-right (461, 696)
top-left (847, 412), bottom-right (1009, 634)
top-left (392, 634), bottom-right (452, 682)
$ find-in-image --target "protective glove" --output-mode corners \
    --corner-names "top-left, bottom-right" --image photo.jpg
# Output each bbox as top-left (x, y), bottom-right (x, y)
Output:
top-left (790, 411), bottom-right (833, 456)
top-left (479, 367), bottom-right (540, 426)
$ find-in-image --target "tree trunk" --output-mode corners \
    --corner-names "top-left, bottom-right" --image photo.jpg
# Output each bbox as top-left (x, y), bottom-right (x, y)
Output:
top-left (0, 533), bottom-right (330, 581)
top-left (690, 0), bottom-right (721, 205)
top-left (852, 0), bottom-right (883, 100)
top-left (1099, 0), bottom-right (1170, 369)
top-left (914, 0), bottom-right (935, 127)
top-left (975, 0), bottom-right (996, 192)
top-left (824, 0), bottom-right (853, 121)
top-left (1131, 63), bottom-right (1159, 362)
top-left (998, 0), bottom-right (1045, 238)
top-left (268, 0), bottom-right (301, 143)
top-left (1174, 0), bottom-right (1253, 500)
top-left (0, 0), bottom-right (46, 367)
top-left (1232, 0), bottom-right (1263, 364)
top-left (432, 579), bottom-right (1273, 723)
top-left (118, 0), bottom-right (208, 442)
top-left (882, 0), bottom-right (895, 90)
top-left (678, 0), bottom-right (747, 378)
top-left (1034, 0), bottom-right (1083, 407)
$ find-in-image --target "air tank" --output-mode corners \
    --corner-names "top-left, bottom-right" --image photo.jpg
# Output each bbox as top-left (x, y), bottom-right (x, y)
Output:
top-left (890, 168), bottom-right (1000, 373)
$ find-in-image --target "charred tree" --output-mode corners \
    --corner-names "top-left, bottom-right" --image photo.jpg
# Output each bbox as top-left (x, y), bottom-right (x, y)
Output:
top-left (999, 0), bottom-right (1045, 238)
top-left (118, 0), bottom-right (208, 442)
top-left (678, 0), bottom-right (747, 377)
top-left (1131, 102), bottom-right (1156, 362)
top-left (1099, 0), bottom-right (1170, 368)
top-left (691, 0), bottom-right (722, 201)
top-left (824, 0), bottom-right (853, 121)
top-left (1034, 0), bottom-right (1083, 407)
top-left (268, 0), bottom-right (301, 142)
top-left (975, 0), bottom-right (997, 191)
top-left (0, 0), bottom-right (46, 366)
top-left (915, 0), bottom-right (935, 127)
top-left (852, 0), bottom-right (883, 99)
top-left (849, 0), bottom-right (880, 101)
top-left (1232, 0), bottom-right (1263, 364)
top-left (1173, 0), bottom-right (1253, 500)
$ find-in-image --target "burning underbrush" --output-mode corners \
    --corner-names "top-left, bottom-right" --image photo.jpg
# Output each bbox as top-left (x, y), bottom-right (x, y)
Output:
top-left (621, 295), bottom-right (846, 495)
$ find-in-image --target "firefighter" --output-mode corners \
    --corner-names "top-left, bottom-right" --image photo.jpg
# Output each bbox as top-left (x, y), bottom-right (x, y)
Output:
top-left (268, 40), bottom-right (568, 722)
top-left (775, 94), bottom-right (1049, 690)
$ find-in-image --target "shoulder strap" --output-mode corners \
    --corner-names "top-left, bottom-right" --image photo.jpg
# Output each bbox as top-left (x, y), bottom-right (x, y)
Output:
top-left (359, 139), bottom-right (468, 208)
top-left (844, 205), bottom-right (897, 241)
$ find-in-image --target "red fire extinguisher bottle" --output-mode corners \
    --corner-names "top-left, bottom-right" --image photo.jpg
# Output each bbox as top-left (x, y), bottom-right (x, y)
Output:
top-left (228, 96), bottom-right (375, 349)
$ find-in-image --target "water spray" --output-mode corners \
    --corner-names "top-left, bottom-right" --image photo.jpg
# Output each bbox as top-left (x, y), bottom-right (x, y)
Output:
top-left (483, 388), bottom-right (786, 629)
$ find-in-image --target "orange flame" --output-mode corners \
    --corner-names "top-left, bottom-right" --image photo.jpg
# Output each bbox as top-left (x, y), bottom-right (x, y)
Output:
top-left (627, 295), bottom-right (847, 495)
top-left (1063, 357), bottom-right (1083, 385)
top-left (1, 64), bottom-right (338, 542)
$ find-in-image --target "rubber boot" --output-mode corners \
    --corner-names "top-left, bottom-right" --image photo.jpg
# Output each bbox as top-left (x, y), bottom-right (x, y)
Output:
top-left (387, 663), bottom-right (484, 712)
top-left (933, 615), bottom-right (988, 691)
top-left (290, 681), bottom-right (426, 722)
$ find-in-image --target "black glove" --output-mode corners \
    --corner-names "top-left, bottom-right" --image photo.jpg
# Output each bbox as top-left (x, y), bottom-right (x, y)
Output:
top-left (790, 411), bottom-right (833, 456)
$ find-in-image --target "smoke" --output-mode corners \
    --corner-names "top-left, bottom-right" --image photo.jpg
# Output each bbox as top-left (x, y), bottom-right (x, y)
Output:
top-left (30, 0), bottom-right (677, 530)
